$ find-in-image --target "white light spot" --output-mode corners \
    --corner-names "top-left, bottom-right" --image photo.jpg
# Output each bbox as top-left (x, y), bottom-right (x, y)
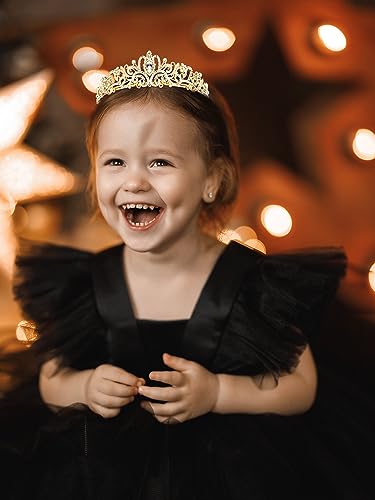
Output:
top-left (352, 129), bottom-right (375, 161)
top-left (316, 24), bottom-right (347, 52)
top-left (261, 204), bottom-right (292, 237)
top-left (202, 27), bottom-right (236, 52)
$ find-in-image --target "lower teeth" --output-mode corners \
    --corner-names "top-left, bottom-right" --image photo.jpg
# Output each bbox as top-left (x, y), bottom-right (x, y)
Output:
top-left (128, 216), bottom-right (157, 227)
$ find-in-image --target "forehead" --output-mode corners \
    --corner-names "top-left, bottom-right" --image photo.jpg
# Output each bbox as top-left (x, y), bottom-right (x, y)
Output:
top-left (96, 100), bottom-right (201, 151)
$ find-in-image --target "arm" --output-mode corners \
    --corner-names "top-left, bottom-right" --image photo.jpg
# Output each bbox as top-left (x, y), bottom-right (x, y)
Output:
top-left (39, 357), bottom-right (94, 408)
top-left (39, 357), bottom-right (145, 417)
top-left (213, 345), bottom-right (317, 416)
top-left (137, 346), bottom-right (317, 423)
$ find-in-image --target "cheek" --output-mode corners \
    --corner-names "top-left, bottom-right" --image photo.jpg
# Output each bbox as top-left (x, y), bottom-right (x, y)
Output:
top-left (96, 172), bottom-right (115, 203)
top-left (161, 172), bottom-right (205, 207)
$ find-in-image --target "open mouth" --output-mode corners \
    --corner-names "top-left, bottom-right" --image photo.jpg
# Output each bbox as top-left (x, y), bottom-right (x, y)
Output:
top-left (120, 203), bottom-right (163, 229)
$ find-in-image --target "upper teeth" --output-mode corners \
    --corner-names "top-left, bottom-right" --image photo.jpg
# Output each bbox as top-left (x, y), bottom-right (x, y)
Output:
top-left (123, 203), bottom-right (156, 210)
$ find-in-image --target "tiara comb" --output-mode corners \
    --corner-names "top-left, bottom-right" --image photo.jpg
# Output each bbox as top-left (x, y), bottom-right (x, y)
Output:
top-left (96, 50), bottom-right (209, 103)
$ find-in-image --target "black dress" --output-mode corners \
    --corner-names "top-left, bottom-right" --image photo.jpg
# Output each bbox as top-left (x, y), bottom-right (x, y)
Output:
top-left (1, 240), bottom-right (374, 500)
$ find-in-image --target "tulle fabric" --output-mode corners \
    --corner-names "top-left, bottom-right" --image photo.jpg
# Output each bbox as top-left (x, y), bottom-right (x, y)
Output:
top-left (0, 240), bottom-right (373, 500)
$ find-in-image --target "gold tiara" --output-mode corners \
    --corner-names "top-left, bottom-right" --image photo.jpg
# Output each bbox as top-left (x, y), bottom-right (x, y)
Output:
top-left (96, 50), bottom-right (209, 103)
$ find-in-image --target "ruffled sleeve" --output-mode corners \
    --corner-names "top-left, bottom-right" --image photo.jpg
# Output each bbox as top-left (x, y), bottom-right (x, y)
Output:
top-left (12, 240), bottom-right (109, 371)
top-left (213, 245), bottom-right (347, 379)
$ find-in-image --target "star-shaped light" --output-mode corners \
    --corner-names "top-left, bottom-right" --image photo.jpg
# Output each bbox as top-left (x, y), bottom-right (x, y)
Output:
top-left (0, 70), bottom-right (81, 277)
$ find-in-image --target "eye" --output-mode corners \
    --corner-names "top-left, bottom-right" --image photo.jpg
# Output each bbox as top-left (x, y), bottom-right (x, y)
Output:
top-left (150, 159), bottom-right (171, 168)
top-left (104, 158), bottom-right (124, 167)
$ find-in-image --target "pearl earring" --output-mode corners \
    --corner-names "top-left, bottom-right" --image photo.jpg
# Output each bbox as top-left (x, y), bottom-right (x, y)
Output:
top-left (208, 192), bottom-right (214, 199)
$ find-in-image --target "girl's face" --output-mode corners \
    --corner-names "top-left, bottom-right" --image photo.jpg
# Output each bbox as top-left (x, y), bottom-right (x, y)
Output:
top-left (95, 100), bottom-right (219, 254)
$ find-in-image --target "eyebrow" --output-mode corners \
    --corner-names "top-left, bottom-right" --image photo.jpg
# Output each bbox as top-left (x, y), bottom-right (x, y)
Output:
top-left (151, 149), bottom-right (184, 161)
top-left (98, 149), bottom-right (185, 161)
top-left (98, 149), bottom-right (126, 160)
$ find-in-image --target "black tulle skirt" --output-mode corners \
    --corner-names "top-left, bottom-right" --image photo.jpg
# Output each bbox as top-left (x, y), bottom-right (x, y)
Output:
top-left (1, 357), bottom-right (375, 500)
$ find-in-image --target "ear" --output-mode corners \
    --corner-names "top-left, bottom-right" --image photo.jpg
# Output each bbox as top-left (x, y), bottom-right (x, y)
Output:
top-left (202, 158), bottom-right (225, 203)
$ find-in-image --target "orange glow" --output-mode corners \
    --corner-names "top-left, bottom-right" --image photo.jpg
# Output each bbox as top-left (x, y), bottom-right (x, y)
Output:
top-left (82, 69), bottom-right (109, 93)
top-left (369, 263), bottom-right (375, 293)
top-left (315, 24), bottom-right (347, 53)
top-left (261, 204), bottom-right (292, 237)
top-left (72, 46), bottom-right (104, 72)
top-left (202, 27), bottom-right (236, 52)
top-left (352, 129), bottom-right (375, 161)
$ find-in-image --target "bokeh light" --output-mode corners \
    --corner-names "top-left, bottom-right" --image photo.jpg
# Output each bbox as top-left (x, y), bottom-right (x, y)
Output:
top-left (72, 46), bottom-right (104, 73)
top-left (234, 225), bottom-right (257, 241)
top-left (82, 69), bottom-right (109, 93)
top-left (369, 263), bottom-right (375, 293)
top-left (202, 27), bottom-right (236, 52)
top-left (244, 239), bottom-right (267, 254)
top-left (315, 24), bottom-right (347, 52)
top-left (16, 320), bottom-right (39, 344)
top-left (352, 129), bottom-right (375, 161)
top-left (261, 204), bottom-right (293, 237)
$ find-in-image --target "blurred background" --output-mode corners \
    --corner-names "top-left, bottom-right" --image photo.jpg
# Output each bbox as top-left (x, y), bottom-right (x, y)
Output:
top-left (0, 0), bottom-right (374, 383)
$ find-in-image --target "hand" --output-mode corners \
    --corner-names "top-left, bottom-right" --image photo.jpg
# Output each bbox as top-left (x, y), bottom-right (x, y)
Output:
top-left (138, 353), bottom-right (219, 424)
top-left (84, 364), bottom-right (145, 418)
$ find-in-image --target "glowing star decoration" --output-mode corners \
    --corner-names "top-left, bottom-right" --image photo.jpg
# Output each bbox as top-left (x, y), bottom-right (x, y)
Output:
top-left (0, 146), bottom-right (77, 201)
top-left (0, 69), bottom-right (81, 277)
top-left (0, 69), bottom-right (52, 150)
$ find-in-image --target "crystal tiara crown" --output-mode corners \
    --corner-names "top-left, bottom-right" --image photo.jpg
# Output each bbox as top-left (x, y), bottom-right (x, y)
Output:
top-left (96, 50), bottom-right (209, 104)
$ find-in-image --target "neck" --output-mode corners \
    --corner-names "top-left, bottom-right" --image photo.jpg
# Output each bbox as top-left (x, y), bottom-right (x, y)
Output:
top-left (123, 232), bottom-right (219, 279)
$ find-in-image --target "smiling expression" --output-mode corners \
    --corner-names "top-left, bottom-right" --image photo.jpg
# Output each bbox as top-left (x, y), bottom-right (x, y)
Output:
top-left (95, 100), bottom-right (219, 253)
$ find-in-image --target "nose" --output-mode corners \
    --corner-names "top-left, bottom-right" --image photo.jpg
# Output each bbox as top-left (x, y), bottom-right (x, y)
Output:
top-left (121, 166), bottom-right (151, 193)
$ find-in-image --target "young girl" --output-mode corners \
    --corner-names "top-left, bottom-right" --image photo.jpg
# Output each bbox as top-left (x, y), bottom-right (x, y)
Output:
top-left (1, 51), bottom-right (374, 499)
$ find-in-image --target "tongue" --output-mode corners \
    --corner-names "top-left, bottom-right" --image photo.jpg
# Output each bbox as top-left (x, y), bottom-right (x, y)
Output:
top-left (132, 209), bottom-right (157, 224)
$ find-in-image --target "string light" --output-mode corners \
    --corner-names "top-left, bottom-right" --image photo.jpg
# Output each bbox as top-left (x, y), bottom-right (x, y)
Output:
top-left (72, 46), bottom-right (104, 73)
top-left (82, 69), bottom-right (109, 93)
top-left (352, 129), bottom-right (375, 161)
top-left (261, 204), bottom-right (292, 237)
top-left (202, 27), bottom-right (236, 52)
top-left (313, 24), bottom-right (347, 53)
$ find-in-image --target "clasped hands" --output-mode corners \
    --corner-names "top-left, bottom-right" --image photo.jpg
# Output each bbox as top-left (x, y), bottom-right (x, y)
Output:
top-left (84, 353), bottom-right (219, 424)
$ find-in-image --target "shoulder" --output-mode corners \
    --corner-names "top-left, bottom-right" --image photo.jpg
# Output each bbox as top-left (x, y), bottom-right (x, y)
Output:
top-left (12, 240), bottom-right (121, 368)
top-left (214, 241), bottom-right (346, 377)
top-left (235, 242), bottom-right (347, 329)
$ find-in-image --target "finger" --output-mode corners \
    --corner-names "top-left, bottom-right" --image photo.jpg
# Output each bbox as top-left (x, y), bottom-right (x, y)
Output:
top-left (92, 404), bottom-right (121, 419)
top-left (149, 370), bottom-right (183, 387)
top-left (98, 380), bottom-right (138, 398)
top-left (138, 385), bottom-right (180, 402)
top-left (162, 353), bottom-right (193, 371)
top-left (100, 365), bottom-right (142, 386)
top-left (141, 401), bottom-right (182, 417)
